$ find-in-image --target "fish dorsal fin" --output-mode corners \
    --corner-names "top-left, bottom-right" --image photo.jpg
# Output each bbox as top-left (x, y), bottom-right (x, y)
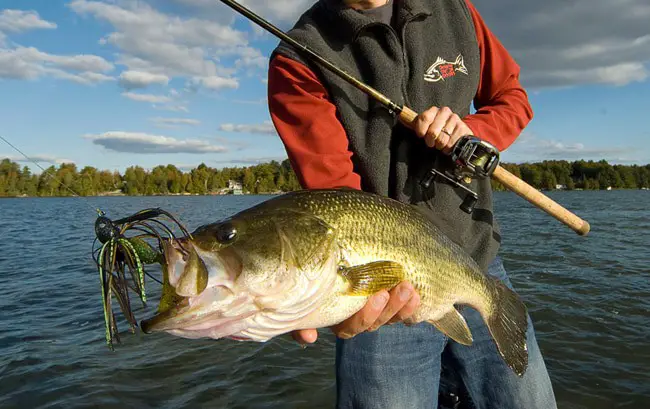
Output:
top-left (274, 210), bottom-right (337, 276)
top-left (428, 308), bottom-right (473, 346)
top-left (340, 261), bottom-right (406, 296)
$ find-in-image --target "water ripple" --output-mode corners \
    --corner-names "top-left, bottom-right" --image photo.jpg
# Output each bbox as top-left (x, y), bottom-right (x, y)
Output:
top-left (1, 191), bottom-right (649, 408)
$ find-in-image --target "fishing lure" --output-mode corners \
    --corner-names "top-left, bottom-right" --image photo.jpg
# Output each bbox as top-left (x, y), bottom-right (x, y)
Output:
top-left (91, 208), bottom-right (192, 350)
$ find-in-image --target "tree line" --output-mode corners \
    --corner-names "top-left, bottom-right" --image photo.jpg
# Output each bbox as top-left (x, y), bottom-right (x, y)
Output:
top-left (489, 160), bottom-right (650, 191)
top-left (0, 158), bottom-right (301, 197)
top-left (0, 158), bottom-right (649, 197)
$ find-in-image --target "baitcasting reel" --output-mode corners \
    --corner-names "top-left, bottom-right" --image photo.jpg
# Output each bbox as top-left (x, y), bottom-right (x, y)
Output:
top-left (420, 135), bottom-right (500, 214)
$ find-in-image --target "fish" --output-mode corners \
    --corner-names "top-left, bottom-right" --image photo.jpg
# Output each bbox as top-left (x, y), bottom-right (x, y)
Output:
top-left (140, 188), bottom-right (529, 376)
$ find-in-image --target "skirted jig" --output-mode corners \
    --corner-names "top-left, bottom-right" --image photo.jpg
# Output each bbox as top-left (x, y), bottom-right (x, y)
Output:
top-left (91, 208), bottom-right (192, 350)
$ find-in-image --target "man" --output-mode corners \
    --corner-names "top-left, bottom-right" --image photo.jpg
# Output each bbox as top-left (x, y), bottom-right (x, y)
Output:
top-left (267, 0), bottom-right (557, 408)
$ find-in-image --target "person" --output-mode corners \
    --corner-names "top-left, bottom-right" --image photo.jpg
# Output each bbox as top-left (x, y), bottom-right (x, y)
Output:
top-left (266, 0), bottom-right (557, 408)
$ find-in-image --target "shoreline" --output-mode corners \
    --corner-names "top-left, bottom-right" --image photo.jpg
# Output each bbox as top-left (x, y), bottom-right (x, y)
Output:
top-left (0, 188), bottom-right (647, 199)
top-left (0, 191), bottom-right (286, 199)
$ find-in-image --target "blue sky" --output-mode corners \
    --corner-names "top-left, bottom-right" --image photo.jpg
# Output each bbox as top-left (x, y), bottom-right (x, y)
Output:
top-left (1, 0), bottom-right (648, 173)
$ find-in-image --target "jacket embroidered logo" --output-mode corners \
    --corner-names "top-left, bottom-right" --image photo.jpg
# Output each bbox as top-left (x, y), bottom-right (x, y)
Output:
top-left (424, 54), bottom-right (468, 82)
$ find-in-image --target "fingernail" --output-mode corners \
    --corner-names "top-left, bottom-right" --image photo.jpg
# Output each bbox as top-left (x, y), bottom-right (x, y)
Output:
top-left (399, 286), bottom-right (411, 301)
top-left (372, 293), bottom-right (389, 309)
top-left (338, 332), bottom-right (352, 339)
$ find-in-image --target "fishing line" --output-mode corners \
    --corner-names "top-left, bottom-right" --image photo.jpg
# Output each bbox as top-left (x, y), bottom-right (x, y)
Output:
top-left (0, 134), bottom-right (105, 216)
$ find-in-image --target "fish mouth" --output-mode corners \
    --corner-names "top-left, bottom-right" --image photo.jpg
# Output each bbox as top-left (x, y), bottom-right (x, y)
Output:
top-left (139, 287), bottom-right (255, 336)
top-left (140, 238), bottom-right (256, 337)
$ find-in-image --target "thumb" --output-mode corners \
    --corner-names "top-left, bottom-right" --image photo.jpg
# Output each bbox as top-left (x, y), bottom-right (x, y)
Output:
top-left (291, 329), bottom-right (318, 345)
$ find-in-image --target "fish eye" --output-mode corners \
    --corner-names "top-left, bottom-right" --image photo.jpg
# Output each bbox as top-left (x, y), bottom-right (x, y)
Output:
top-left (215, 222), bottom-right (237, 244)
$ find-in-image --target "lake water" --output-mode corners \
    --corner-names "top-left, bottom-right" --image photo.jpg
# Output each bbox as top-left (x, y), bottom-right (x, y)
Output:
top-left (0, 190), bottom-right (648, 408)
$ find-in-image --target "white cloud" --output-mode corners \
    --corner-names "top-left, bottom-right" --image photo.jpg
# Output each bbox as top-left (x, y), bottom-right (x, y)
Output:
top-left (84, 131), bottom-right (228, 154)
top-left (502, 133), bottom-right (640, 163)
top-left (170, 0), bottom-right (317, 25)
top-left (149, 117), bottom-right (201, 127)
top-left (0, 46), bottom-right (114, 84)
top-left (525, 63), bottom-right (648, 89)
top-left (118, 70), bottom-right (169, 89)
top-left (3, 154), bottom-right (74, 165)
top-left (69, 0), bottom-right (254, 91)
top-left (219, 121), bottom-right (275, 134)
top-left (232, 98), bottom-right (267, 105)
top-left (187, 75), bottom-right (239, 91)
top-left (214, 156), bottom-right (288, 166)
top-left (40, 49), bottom-right (113, 72)
top-left (0, 10), bottom-right (57, 33)
top-left (173, 163), bottom-right (203, 172)
top-left (51, 70), bottom-right (114, 85)
top-left (121, 90), bottom-right (191, 113)
top-left (473, 0), bottom-right (650, 88)
top-left (0, 10), bottom-right (113, 85)
top-left (121, 92), bottom-right (172, 103)
top-left (216, 46), bottom-right (267, 69)
top-left (154, 104), bottom-right (190, 113)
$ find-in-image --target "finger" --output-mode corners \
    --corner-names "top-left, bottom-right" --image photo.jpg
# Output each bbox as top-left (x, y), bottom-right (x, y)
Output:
top-left (414, 107), bottom-right (439, 139)
top-left (291, 329), bottom-right (318, 345)
top-left (367, 282), bottom-right (415, 331)
top-left (429, 129), bottom-right (449, 149)
top-left (387, 290), bottom-right (421, 324)
top-left (436, 115), bottom-right (460, 152)
top-left (444, 123), bottom-right (466, 154)
top-left (428, 106), bottom-right (453, 140)
top-left (332, 290), bottom-right (389, 339)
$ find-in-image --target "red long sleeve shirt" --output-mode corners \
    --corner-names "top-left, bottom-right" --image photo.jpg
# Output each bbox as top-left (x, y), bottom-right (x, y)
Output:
top-left (268, 0), bottom-right (533, 191)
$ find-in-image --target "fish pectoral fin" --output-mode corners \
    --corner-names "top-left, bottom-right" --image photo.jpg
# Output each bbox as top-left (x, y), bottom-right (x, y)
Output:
top-left (428, 309), bottom-right (473, 346)
top-left (340, 261), bottom-right (406, 296)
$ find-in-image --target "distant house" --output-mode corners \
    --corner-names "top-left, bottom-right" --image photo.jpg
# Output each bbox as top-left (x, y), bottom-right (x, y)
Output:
top-left (228, 180), bottom-right (243, 195)
top-left (555, 184), bottom-right (567, 190)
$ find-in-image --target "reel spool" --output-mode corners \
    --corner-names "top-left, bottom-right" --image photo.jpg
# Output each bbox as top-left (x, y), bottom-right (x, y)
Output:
top-left (420, 135), bottom-right (500, 214)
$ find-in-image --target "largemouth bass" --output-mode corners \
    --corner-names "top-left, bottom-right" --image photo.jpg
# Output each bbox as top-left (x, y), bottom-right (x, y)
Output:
top-left (140, 188), bottom-right (529, 376)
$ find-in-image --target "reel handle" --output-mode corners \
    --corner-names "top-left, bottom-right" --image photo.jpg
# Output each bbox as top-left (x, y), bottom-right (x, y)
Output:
top-left (397, 106), bottom-right (591, 236)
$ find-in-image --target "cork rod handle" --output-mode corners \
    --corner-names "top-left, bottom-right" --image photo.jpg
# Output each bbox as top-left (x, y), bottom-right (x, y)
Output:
top-left (492, 167), bottom-right (590, 235)
top-left (398, 106), bottom-right (590, 236)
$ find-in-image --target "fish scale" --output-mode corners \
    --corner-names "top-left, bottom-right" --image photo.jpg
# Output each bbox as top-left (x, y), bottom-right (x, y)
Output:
top-left (284, 189), bottom-right (473, 304)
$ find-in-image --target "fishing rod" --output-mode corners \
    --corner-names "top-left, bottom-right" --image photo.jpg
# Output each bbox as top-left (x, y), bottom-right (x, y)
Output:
top-left (218, 0), bottom-right (590, 236)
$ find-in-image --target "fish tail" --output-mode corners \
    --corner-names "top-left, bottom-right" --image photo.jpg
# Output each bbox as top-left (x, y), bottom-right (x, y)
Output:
top-left (454, 54), bottom-right (468, 74)
top-left (484, 280), bottom-right (529, 377)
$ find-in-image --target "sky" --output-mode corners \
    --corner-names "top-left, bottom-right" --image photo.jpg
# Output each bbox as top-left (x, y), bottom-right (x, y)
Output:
top-left (0, 0), bottom-right (649, 174)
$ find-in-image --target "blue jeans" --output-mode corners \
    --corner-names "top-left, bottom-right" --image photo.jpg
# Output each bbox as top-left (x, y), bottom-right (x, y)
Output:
top-left (335, 256), bottom-right (557, 409)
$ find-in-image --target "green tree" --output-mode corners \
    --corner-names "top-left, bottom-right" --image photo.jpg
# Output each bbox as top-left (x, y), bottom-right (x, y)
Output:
top-left (190, 163), bottom-right (210, 194)
top-left (520, 164), bottom-right (542, 188)
top-left (541, 170), bottom-right (558, 191)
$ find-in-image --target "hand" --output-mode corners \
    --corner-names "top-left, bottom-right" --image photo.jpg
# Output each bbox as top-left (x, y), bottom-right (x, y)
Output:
top-left (290, 281), bottom-right (421, 344)
top-left (413, 106), bottom-right (473, 154)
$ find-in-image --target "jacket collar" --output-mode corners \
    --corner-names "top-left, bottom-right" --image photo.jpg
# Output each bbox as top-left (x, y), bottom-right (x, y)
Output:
top-left (320, 0), bottom-right (433, 39)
